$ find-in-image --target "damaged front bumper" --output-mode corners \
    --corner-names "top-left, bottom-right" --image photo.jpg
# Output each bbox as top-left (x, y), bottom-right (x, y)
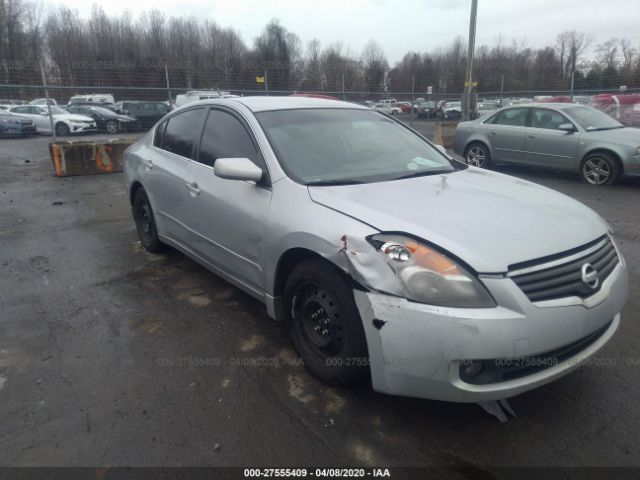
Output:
top-left (353, 260), bottom-right (627, 403)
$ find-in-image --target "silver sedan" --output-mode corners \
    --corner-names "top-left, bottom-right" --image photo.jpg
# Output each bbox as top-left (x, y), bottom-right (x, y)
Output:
top-left (124, 97), bottom-right (627, 403)
top-left (453, 103), bottom-right (640, 185)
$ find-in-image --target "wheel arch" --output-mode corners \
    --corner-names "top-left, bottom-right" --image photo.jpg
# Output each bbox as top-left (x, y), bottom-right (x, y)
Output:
top-left (129, 181), bottom-right (144, 206)
top-left (581, 148), bottom-right (624, 175)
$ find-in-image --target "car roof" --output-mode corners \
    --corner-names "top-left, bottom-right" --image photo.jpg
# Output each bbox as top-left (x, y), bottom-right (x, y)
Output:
top-left (186, 96), bottom-right (368, 113)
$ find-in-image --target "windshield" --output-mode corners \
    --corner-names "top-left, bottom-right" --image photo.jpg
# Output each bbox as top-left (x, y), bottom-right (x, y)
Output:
top-left (565, 106), bottom-right (623, 131)
top-left (46, 106), bottom-right (68, 115)
top-left (257, 108), bottom-right (456, 185)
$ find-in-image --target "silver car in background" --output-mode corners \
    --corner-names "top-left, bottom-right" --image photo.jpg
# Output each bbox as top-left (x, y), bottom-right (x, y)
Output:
top-left (124, 97), bottom-right (627, 403)
top-left (453, 103), bottom-right (640, 185)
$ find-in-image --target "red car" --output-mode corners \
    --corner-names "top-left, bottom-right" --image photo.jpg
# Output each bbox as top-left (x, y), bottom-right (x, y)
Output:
top-left (392, 102), bottom-right (412, 113)
top-left (590, 94), bottom-right (640, 127)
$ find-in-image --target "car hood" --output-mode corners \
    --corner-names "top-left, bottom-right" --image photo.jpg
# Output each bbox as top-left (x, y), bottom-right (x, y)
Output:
top-left (583, 126), bottom-right (640, 145)
top-left (55, 114), bottom-right (94, 121)
top-left (308, 168), bottom-right (608, 273)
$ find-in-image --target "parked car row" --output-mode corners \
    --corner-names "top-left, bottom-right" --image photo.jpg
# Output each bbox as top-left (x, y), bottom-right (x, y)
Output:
top-left (453, 102), bottom-right (640, 185)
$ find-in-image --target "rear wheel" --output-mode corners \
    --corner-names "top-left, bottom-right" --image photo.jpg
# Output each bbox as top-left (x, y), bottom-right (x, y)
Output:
top-left (465, 142), bottom-right (491, 168)
top-left (105, 120), bottom-right (119, 134)
top-left (284, 259), bottom-right (368, 386)
top-left (55, 122), bottom-right (70, 136)
top-left (133, 188), bottom-right (166, 253)
top-left (580, 152), bottom-right (620, 185)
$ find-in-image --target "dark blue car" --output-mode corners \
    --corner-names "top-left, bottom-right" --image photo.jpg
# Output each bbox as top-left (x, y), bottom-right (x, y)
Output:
top-left (0, 111), bottom-right (36, 136)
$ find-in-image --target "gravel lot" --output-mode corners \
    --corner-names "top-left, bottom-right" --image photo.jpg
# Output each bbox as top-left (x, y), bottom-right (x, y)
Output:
top-left (0, 127), bottom-right (639, 472)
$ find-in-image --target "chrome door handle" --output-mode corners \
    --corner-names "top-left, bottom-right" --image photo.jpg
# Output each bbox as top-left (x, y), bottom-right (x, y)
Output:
top-left (528, 135), bottom-right (536, 139)
top-left (186, 182), bottom-right (200, 197)
top-left (490, 131), bottom-right (496, 135)
top-left (142, 159), bottom-right (153, 169)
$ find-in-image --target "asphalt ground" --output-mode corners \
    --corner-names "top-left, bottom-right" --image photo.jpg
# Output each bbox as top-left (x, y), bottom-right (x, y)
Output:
top-left (0, 126), bottom-right (639, 474)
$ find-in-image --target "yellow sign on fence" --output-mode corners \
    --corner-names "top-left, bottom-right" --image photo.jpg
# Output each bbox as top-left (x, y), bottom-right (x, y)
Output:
top-left (256, 76), bottom-right (265, 83)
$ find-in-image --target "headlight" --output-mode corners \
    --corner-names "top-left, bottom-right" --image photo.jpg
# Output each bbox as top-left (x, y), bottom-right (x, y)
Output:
top-left (367, 233), bottom-right (495, 308)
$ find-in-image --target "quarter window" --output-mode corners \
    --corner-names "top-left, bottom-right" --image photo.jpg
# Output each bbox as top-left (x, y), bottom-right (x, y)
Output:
top-left (160, 108), bottom-right (205, 159)
top-left (488, 108), bottom-right (528, 127)
top-left (198, 109), bottom-right (261, 168)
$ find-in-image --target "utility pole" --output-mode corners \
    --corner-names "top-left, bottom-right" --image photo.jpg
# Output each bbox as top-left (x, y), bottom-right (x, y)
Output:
top-left (463, 0), bottom-right (478, 121)
top-left (410, 76), bottom-right (415, 128)
top-left (570, 70), bottom-right (575, 101)
top-left (40, 60), bottom-right (56, 140)
top-left (264, 69), bottom-right (268, 95)
top-left (164, 64), bottom-right (172, 107)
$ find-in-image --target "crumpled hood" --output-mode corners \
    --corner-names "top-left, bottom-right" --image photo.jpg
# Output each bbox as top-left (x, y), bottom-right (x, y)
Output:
top-left (308, 168), bottom-right (608, 273)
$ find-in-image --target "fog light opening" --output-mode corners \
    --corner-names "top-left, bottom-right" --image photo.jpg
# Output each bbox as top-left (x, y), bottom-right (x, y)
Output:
top-left (462, 360), bottom-right (484, 379)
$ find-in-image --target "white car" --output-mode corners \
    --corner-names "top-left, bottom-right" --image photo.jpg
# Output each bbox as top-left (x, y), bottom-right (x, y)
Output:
top-left (29, 98), bottom-right (58, 106)
top-left (68, 94), bottom-right (116, 106)
top-left (372, 103), bottom-right (401, 116)
top-left (9, 105), bottom-right (97, 135)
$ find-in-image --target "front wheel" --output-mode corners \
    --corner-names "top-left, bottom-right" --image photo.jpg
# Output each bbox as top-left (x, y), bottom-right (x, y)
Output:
top-left (465, 142), bottom-right (491, 168)
top-left (284, 259), bottom-right (368, 386)
top-left (580, 153), bottom-right (620, 185)
top-left (55, 122), bottom-right (70, 136)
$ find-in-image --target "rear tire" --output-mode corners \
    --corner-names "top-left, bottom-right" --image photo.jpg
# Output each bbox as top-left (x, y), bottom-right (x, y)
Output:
top-left (464, 142), bottom-right (491, 168)
top-left (580, 152), bottom-right (620, 185)
top-left (133, 188), bottom-right (166, 253)
top-left (284, 259), bottom-right (368, 386)
top-left (55, 122), bottom-right (70, 136)
top-left (105, 120), bottom-right (119, 134)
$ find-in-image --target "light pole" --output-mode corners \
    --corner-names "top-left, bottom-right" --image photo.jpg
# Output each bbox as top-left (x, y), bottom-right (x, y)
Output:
top-left (463, 0), bottom-right (478, 121)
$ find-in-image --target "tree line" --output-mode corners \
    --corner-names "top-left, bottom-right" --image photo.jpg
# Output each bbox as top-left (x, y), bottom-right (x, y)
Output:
top-left (1, 0), bottom-right (640, 97)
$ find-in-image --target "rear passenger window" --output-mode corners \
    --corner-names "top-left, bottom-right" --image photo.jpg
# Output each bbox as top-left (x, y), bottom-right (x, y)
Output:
top-left (489, 108), bottom-right (528, 127)
top-left (198, 109), bottom-right (261, 168)
top-left (154, 121), bottom-right (167, 148)
top-left (160, 108), bottom-right (204, 159)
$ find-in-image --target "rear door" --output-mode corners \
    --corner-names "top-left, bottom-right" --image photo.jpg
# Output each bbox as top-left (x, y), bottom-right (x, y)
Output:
top-left (521, 107), bottom-right (580, 169)
top-left (145, 108), bottom-right (206, 244)
top-left (483, 107), bottom-right (528, 162)
top-left (185, 107), bottom-right (272, 293)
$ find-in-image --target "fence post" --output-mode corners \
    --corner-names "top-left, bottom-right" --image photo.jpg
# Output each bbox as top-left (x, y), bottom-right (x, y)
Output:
top-left (410, 76), bottom-right (415, 128)
top-left (40, 61), bottom-right (56, 140)
top-left (264, 69), bottom-right (268, 95)
top-left (342, 73), bottom-right (345, 101)
top-left (165, 64), bottom-right (172, 107)
top-left (500, 74), bottom-right (504, 105)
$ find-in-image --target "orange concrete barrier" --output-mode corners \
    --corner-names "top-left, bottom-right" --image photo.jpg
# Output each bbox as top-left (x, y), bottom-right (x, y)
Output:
top-left (49, 138), bottom-right (137, 177)
top-left (433, 121), bottom-right (459, 147)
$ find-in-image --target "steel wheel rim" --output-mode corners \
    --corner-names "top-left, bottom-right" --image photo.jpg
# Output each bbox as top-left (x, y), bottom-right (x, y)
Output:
top-left (583, 157), bottom-right (610, 185)
top-left (467, 146), bottom-right (486, 167)
top-left (106, 121), bottom-right (118, 133)
top-left (293, 283), bottom-right (344, 360)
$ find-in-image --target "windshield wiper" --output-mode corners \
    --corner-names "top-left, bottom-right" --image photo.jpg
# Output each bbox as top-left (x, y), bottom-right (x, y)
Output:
top-left (587, 126), bottom-right (625, 131)
top-left (305, 179), bottom-right (364, 186)
top-left (391, 170), bottom-right (450, 181)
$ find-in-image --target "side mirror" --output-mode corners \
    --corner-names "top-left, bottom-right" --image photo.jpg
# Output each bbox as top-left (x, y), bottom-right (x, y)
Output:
top-left (40, 111), bottom-right (49, 116)
top-left (214, 158), bottom-right (263, 183)
top-left (558, 123), bottom-right (576, 132)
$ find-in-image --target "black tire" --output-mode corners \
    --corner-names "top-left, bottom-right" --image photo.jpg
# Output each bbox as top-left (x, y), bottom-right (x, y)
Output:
top-left (464, 142), bottom-right (491, 168)
top-left (105, 120), bottom-right (119, 134)
top-left (133, 188), bottom-right (166, 253)
top-left (392, 110), bottom-right (399, 116)
top-left (284, 259), bottom-right (368, 386)
top-left (55, 122), bottom-right (70, 136)
top-left (580, 152), bottom-right (620, 185)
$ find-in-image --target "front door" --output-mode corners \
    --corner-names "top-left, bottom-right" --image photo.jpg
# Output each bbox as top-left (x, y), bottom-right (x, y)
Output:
top-left (186, 107), bottom-right (272, 293)
top-left (522, 108), bottom-right (580, 169)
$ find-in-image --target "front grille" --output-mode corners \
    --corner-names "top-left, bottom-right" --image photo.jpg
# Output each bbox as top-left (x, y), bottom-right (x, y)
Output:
top-left (510, 235), bottom-right (619, 302)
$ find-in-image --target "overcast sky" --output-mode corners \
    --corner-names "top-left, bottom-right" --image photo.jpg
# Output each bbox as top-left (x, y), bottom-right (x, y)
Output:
top-left (45, 0), bottom-right (640, 63)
